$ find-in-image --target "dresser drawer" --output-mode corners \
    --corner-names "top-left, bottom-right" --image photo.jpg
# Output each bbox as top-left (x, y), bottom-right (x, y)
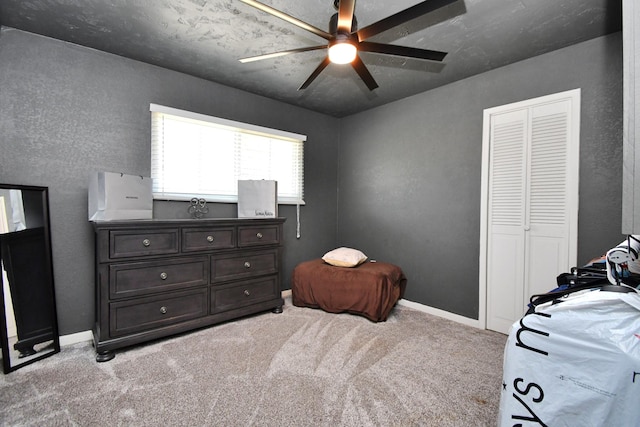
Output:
top-left (211, 250), bottom-right (278, 283)
top-left (109, 229), bottom-right (179, 259)
top-left (238, 225), bottom-right (280, 247)
top-left (110, 288), bottom-right (207, 337)
top-left (182, 227), bottom-right (235, 252)
top-left (211, 277), bottom-right (278, 313)
top-left (109, 257), bottom-right (208, 299)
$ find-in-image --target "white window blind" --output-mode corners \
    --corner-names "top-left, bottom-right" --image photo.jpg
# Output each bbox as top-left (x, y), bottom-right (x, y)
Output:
top-left (150, 104), bottom-right (305, 205)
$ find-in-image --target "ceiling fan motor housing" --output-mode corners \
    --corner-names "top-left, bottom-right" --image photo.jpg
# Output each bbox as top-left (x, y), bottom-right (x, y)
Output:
top-left (329, 13), bottom-right (358, 34)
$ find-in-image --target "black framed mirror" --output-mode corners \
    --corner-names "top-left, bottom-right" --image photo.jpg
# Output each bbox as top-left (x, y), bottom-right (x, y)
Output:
top-left (0, 184), bottom-right (59, 373)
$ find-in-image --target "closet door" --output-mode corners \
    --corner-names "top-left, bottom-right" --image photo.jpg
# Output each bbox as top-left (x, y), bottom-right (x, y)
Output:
top-left (524, 101), bottom-right (576, 304)
top-left (483, 90), bottom-right (579, 334)
top-left (622, 0), bottom-right (640, 234)
top-left (485, 110), bottom-right (528, 334)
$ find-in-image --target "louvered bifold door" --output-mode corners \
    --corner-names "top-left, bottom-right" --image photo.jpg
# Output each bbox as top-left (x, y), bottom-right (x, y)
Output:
top-left (485, 96), bottom-right (578, 334)
top-left (486, 109), bottom-right (528, 334)
top-left (524, 100), bottom-right (575, 302)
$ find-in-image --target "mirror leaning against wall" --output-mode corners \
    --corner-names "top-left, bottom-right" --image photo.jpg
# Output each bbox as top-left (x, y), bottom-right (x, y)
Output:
top-left (0, 184), bottom-right (59, 373)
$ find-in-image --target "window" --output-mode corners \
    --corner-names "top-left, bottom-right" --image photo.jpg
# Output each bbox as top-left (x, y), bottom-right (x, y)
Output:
top-left (150, 104), bottom-right (305, 205)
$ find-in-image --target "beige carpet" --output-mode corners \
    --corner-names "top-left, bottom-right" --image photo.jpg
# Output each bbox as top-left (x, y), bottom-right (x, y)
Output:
top-left (0, 298), bottom-right (506, 426)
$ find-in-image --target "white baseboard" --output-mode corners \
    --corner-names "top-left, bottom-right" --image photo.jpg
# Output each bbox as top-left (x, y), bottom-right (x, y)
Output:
top-left (59, 330), bottom-right (93, 347)
top-left (397, 299), bottom-right (482, 329)
top-left (58, 294), bottom-right (478, 347)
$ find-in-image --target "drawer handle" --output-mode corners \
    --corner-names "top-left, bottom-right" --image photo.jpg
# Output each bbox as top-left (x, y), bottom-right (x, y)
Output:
top-left (244, 261), bottom-right (251, 268)
top-left (207, 235), bottom-right (214, 243)
top-left (256, 232), bottom-right (263, 239)
top-left (160, 306), bottom-right (167, 314)
top-left (160, 272), bottom-right (168, 280)
top-left (244, 290), bottom-right (251, 296)
top-left (142, 239), bottom-right (151, 247)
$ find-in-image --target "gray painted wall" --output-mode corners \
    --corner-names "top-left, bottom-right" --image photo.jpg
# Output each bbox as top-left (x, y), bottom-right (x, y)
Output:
top-left (0, 28), bottom-right (340, 335)
top-left (0, 26), bottom-right (624, 334)
top-left (337, 33), bottom-right (623, 319)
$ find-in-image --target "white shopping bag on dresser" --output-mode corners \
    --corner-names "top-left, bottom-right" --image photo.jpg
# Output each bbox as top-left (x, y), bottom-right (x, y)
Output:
top-left (88, 172), bottom-right (153, 221)
top-left (237, 180), bottom-right (278, 218)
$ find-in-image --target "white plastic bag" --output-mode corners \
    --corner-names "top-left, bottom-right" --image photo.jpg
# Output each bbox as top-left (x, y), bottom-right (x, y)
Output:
top-left (237, 179), bottom-right (277, 218)
top-left (498, 288), bottom-right (640, 427)
top-left (88, 172), bottom-right (153, 221)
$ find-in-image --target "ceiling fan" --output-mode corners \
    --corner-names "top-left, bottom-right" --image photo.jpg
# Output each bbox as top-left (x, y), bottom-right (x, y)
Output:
top-left (238, 0), bottom-right (455, 90)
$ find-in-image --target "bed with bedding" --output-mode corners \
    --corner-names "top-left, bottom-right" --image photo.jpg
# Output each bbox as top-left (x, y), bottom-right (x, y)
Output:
top-left (291, 258), bottom-right (407, 322)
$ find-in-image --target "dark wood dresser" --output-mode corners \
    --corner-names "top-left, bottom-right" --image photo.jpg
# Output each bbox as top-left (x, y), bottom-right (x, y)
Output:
top-left (92, 218), bottom-right (285, 361)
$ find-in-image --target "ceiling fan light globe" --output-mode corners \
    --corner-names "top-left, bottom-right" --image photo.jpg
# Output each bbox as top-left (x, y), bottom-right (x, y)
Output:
top-left (328, 42), bottom-right (357, 64)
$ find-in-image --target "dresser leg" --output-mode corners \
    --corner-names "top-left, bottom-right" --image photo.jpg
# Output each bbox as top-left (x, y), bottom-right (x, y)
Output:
top-left (272, 305), bottom-right (283, 314)
top-left (96, 350), bottom-right (115, 362)
top-left (15, 344), bottom-right (37, 358)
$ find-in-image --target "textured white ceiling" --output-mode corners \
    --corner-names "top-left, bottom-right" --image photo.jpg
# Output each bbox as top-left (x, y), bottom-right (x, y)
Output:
top-left (0, 0), bottom-right (622, 117)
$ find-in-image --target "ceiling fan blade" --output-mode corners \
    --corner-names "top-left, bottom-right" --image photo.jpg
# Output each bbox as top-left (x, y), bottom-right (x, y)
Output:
top-left (351, 55), bottom-right (379, 90)
top-left (358, 41), bottom-right (447, 62)
top-left (238, 0), bottom-right (332, 40)
top-left (298, 57), bottom-right (331, 90)
top-left (337, 0), bottom-right (356, 34)
top-left (240, 45), bottom-right (326, 63)
top-left (356, 0), bottom-right (457, 41)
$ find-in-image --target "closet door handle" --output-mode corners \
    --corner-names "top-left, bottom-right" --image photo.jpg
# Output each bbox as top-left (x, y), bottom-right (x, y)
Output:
top-left (524, 225), bottom-right (531, 231)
